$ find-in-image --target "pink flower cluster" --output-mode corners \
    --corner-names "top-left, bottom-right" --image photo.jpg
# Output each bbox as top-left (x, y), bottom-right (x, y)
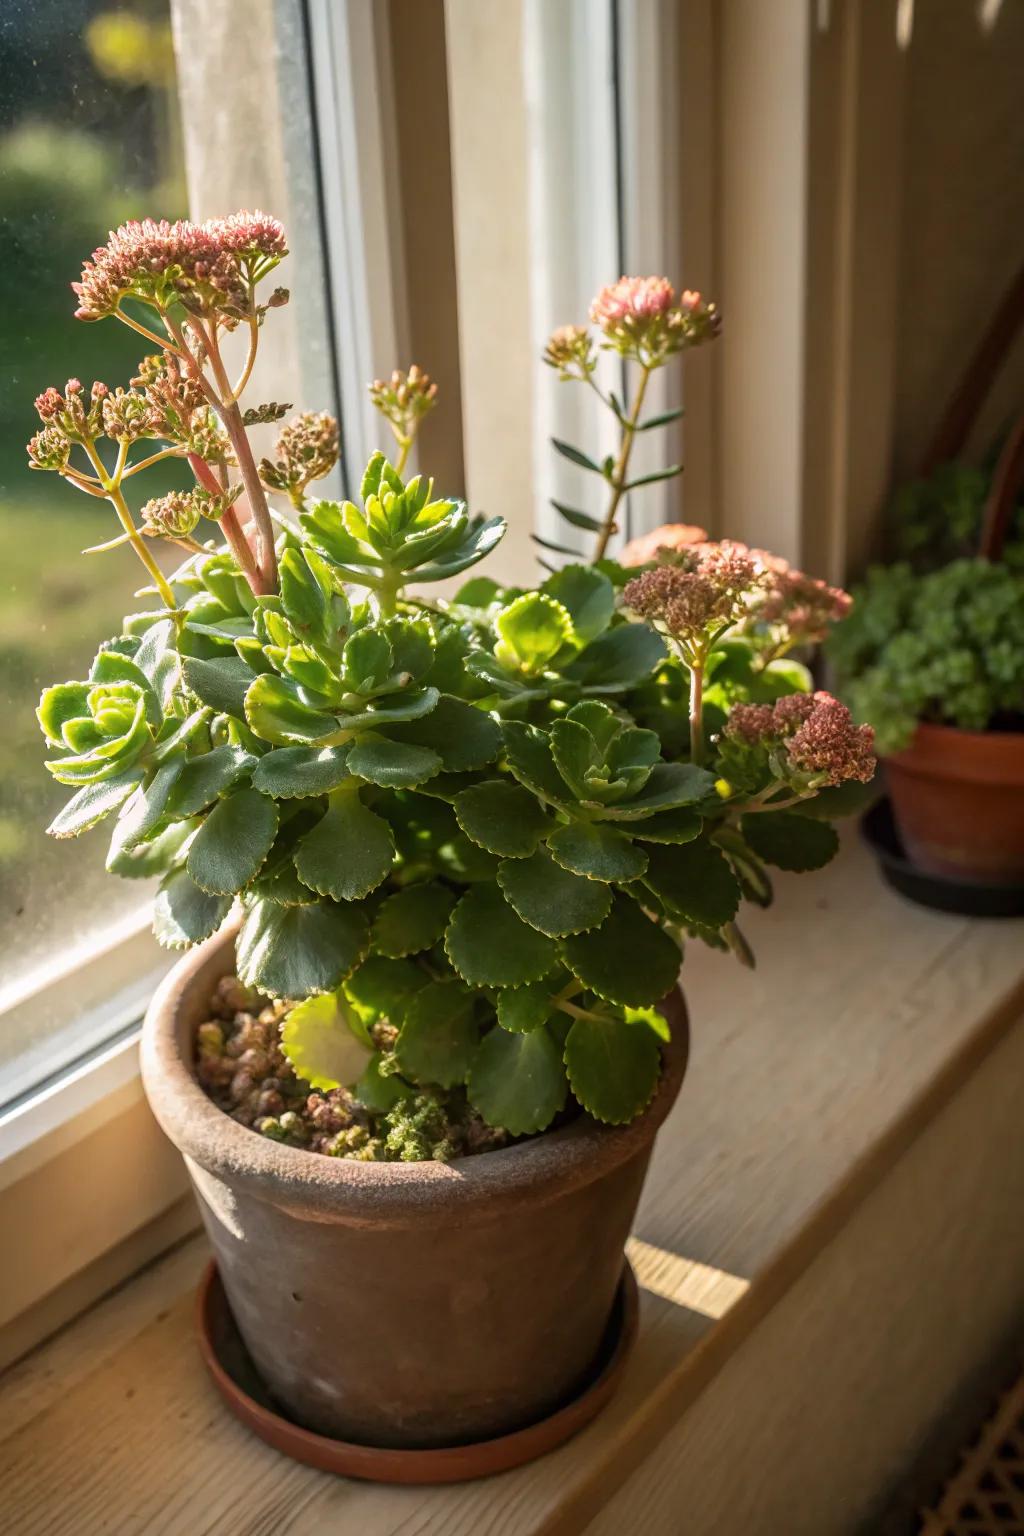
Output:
top-left (72, 211), bottom-right (288, 321)
top-left (726, 691), bottom-right (875, 786)
top-left (622, 539), bottom-right (765, 643)
top-left (619, 521), bottom-right (709, 567)
top-left (748, 550), bottom-right (852, 648)
top-left (588, 276), bottom-right (721, 359)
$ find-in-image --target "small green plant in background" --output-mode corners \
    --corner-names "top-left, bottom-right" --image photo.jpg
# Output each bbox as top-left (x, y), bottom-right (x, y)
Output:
top-left (30, 215), bottom-right (874, 1154)
top-left (828, 558), bottom-right (1024, 755)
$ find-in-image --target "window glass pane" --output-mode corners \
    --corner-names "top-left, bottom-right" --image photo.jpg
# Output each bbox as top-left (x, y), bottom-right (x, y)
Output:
top-left (0, 2), bottom-right (186, 1019)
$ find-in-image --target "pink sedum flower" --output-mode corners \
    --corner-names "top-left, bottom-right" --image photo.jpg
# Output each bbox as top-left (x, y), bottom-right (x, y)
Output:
top-left (748, 550), bottom-right (852, 649)
top-left (726, 690), bottom-right (875, 786)
top-left (622, 538), bottom-right (766, 644)
top-left (619, 522), bottom-right (709, 567)
top-left (72, 211), bottom-right (288, 321)
top-left (590, 276), bottom-right (676, 330)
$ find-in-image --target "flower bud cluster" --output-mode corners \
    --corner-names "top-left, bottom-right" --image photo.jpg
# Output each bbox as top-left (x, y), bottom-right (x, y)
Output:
top-left (725, 690), bottom-right (875, 786)
top-left (72, 211), bottom-right (288, 322)
top-left (259, 410), bottom-right (339, 503)
top-left (33, 378), bottom-right (108, 441)
top-left (140, 484), bottom-right (240, 539)
top-left (748, 550), bottom-right (852, 650)
top-left (588, 277), bottom-right (721, 363)
top-left (368, 365), bottom-right (438, 441)
top-left (542, 324), bottom-right (597, 381)
top-left (623, 540), bottom-right (766, 649)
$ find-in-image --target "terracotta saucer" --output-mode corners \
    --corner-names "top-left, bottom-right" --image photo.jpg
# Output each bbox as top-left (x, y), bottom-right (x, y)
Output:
top-left (196, 1257), bottom-right (639, 1484)
top-left (861, 798), bottom-right (1024, 918)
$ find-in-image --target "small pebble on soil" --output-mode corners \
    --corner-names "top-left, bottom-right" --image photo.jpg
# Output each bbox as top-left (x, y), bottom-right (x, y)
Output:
top-left (195, 975), bottom-right (509, 1162)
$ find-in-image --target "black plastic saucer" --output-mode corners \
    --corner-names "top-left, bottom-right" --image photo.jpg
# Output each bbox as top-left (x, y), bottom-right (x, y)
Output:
top-left (860, 798), bottom-right (1024, 918)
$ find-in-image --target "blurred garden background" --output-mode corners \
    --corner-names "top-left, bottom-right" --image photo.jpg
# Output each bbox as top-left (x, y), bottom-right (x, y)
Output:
top-left (0, 0), bottom-right (188, 997)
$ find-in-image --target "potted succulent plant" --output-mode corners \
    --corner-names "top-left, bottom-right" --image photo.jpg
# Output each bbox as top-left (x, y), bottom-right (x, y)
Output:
top-left (830, 405), bottom-right (1024, 890)
top-left (30, 214), bottom-right (874, 1470)
top-left (830, 554), bottom-right (1024, 886)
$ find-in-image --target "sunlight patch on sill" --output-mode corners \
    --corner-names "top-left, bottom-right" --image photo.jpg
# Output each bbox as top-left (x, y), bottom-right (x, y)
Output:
top-left (626, 1237), bottom-right (750, 1320)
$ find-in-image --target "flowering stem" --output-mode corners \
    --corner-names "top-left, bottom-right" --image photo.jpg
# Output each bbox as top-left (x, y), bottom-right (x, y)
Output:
top-left (736, 787), bottom-right (815, 816)
top-left (122, 446), bottom-right (184, 478)
top-left (187, 452), bottom-right (260, 588)
top-left (688, 653), bottom-right (705, 765)
top-left (82, 439), bottom-right (178, 611)
top-left (219, 401), bottom-right (278, 591)
top-left (394, 435), bottom-right (413, 476)
top-left (593, 363), bottom-right (651, 562)
top-left (114, 305), bottom-right (187, 358)
top-left (230, 310), bottom-right (260, 402)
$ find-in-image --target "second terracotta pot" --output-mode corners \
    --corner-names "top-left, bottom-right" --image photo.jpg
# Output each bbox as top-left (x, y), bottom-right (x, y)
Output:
top-left (141, 930), bottom-right (688, 1450)
top-left (886, 721), bottom-right (1024, 884)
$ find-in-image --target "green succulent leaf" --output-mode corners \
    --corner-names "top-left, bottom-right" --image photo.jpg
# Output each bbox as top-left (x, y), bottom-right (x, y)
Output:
top-left (108, 757), bottom-right (185, 855)
top-left (237, 898), bottom-right (368, 997)
top-left (540, 565), bottom-right (615, 646)
top-left (372, 882), bottom-right (455, 957)
top-left (89, 650), bottom-right (161, 728)
top-left (279, 548), bottom-right (330, 639)
top-left (386, 696), bottom-right (501, 771)
top-left (453, 780), bottom-right (550, 857)
top-left (251, 744), bottom-right (352, 798)
top-left (563, 622), bottom-right (666, 690)
top-left (166, 745), bottom-right (256, 818)
top-left (468, 1024), bottom-right (568, 1134)
top-left (37, 682), bottom-right (91, 746)
top-left (346, 733), bottom-right (443, 788)
top-left (294, 787), bottom-right (396, 901)
top-left (345, 955), bottom-right (428, 1027)
top-left (395, 981), bottom-right (479, 1088)
top-left (281, 991), bottom-right (372, 1091)
top-left (496, 979), bottom-right (557, 1033)
top-left (494, 592), bottom-right (574, 675)
top-left (46, 769), bottom-right (142, 839)
top-left (642, 837), bottom-right (741, 927)
top-left (354, 1054), bottom-right (414, 1113)
top-left (596, 761), bottom-right (715, 819)
top-left (497, 847), bottom-right (612, 937)
top-left (182, 654), bottom-right (260, 718)
top-left (500, 720), bottom-right (568, 803)
top-left (631, 807), bottom-right (703, 844)
top-left (739, 812), bottom-right (840, 872)
top-left (244, 673), bottom-right (337, 746)
top-left (445, 884), bottom-right (559, 986)
top-left (153, 868), bottom-right (232, 950)
top-left (564, 1012), bottom-right (661, 1124)
top-left (108, 818), bottom-right (194, 878)
top-left (546, 821), bottom-right (648, 883)
top-left (561, 894), bottom-right (680, 1006)
top-left (186, 789), bottom-right (279, 895)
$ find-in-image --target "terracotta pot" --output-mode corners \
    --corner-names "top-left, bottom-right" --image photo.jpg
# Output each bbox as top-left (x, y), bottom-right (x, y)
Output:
top-left (885, 721), bottom-right (1024, 884)
top-left (141, 929), bottom-right (689, 1450)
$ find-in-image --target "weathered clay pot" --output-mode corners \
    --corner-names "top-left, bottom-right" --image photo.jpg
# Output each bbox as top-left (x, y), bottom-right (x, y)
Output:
top-left (141, 928), bottom-right (688, 1450)
top-left (886, 721), bottom-right (1024, 884)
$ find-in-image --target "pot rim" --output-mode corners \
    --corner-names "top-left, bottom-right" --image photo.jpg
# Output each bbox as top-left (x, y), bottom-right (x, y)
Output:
top-left (141, 925), bottom-right (689, 1227)
top-left (887, 718), bottom-right (1024, 784)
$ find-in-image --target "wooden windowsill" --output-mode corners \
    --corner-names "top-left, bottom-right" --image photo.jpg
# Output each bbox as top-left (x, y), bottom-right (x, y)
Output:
top-left (2, 834), bottom-right (1022, 1534)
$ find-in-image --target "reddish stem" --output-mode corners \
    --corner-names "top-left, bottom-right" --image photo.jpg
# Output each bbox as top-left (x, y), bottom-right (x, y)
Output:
top-left (188, 452), bottom-right (265, 592)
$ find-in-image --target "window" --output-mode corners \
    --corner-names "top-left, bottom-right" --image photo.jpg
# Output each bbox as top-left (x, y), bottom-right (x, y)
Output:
top-left (0, 0), bottom-right (189, 1099)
